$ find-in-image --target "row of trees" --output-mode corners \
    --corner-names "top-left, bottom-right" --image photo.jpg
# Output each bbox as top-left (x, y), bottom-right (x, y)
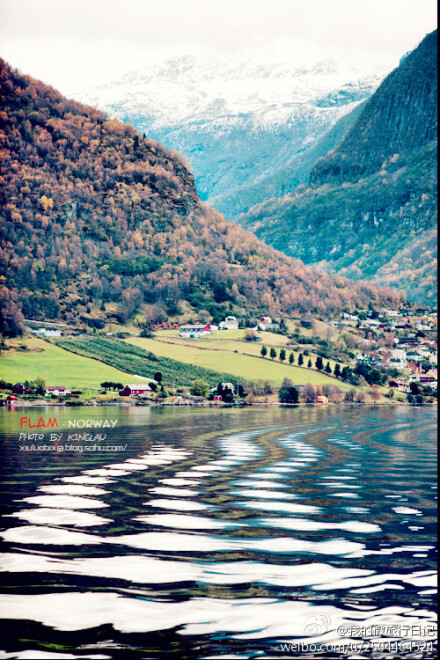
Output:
top-left (259, 345), bottom-right (341, 375)
top-left (0, 378), bottom-right (46, 394)
top-left (100, 381), bottom-right (123, 391)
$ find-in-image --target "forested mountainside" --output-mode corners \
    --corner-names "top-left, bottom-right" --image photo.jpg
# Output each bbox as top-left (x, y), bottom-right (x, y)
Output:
top-left (78, 55), bottom-right (384, 219)
top-left (0, 59), bottom-right (401, 336)
top-left (240, 31), bottom-right (437, 305)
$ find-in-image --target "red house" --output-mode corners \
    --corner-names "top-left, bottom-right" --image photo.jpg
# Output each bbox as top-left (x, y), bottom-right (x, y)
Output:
top-left (119, 383), bottom-right (152, 396)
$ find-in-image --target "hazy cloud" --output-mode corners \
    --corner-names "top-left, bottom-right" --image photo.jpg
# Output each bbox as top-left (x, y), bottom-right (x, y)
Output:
top-left (0, 0), bottom-right (436, 94)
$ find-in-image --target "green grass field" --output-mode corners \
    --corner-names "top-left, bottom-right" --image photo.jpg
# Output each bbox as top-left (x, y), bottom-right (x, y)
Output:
top-left (55, 337), bottom-right (239, 388)
top-left (1, 331), bottom-right (352, 393)
top-left (0, 337), bottom-right (134, 388)
top-left (127, 335), bottom-right (350, 388)
top-left (152, 328), bottom-right (345, 371)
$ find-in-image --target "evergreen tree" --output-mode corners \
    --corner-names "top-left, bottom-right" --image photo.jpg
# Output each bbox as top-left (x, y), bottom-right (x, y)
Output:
top-left (341, 366), bottom-right (353, 381)
top-left (298, 353), bottom-right (304, 366)
top-left (279, 348), bottom-right (286, 362)
top-left (334, 363), bottom-right (341, 377)
top-left (289, 352), bottom-right (294, 365)
top-left (325, 361), bottom-right (332, 373)
top-left (307, 358), bottom-right (312, 368)
top-left (315, 355), bottom-right (324, 370)
top-left (270, 347), bottom-right (277, 360)
top-left (260, 345), bottom-right (267, 358)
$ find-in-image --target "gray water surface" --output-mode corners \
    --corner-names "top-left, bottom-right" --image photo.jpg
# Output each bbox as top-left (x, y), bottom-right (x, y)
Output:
top-left (0, 405), bottom-right (437, 658)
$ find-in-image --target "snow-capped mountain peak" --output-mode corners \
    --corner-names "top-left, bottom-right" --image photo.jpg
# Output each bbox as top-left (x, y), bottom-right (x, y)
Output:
top-left (76, 53), bottom-right (390, 217)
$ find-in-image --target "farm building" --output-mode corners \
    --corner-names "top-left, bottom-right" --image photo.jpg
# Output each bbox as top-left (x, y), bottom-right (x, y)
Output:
top-left (179, 324), bottom-right (208, 337)
top-left (119, 384), bottom-right (152, 396)
top-left (258, 316), bottom-right (272, 330)
top-left (45, 386), bottom-right (71, 396)
top-left (219, 316), bottom-right (238, 330)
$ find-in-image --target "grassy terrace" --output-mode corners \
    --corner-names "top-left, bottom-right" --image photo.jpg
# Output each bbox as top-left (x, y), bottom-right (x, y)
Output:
top-left (1, 330), bottom-right (353, 393)
top-left (54, 337), bottom-right (239, 388)
top-left (0, 336), bottom-right (133, 389)
top-left (127, 329), bottom-right (351, 388)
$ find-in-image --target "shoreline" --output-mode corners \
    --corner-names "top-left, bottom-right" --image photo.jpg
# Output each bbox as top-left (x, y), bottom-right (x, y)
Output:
top-left (2, 399), bottom-right (436, 408)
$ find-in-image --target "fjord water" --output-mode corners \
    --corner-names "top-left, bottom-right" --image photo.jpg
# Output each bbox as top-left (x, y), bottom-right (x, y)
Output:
top-left (0, 405), bottom-right (437, 659)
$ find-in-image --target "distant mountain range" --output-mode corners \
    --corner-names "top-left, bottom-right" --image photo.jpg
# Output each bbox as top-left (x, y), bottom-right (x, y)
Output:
top-left (240, 31), bottom-right (437, 305)
top-left (78, 56), bottom-right (386, 219)
top-left (0, 59), bottom-right (401, 336)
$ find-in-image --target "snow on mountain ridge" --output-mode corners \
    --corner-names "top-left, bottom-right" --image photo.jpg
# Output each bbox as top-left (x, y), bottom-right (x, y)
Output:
top-left (78, 55), bottom-right (386, 129)
top-left (75, 54), bottom-right (389, 218)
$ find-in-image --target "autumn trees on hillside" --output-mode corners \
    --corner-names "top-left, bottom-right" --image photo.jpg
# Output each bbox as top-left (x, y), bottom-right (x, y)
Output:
top-left (0, 59), bottom-right (402, 336)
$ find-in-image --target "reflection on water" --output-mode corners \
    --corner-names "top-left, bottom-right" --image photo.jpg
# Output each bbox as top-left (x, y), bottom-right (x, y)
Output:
top-left (0, 405), bottom-right (437, 658)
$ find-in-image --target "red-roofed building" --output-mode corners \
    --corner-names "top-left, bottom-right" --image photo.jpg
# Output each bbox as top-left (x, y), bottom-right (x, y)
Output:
top-left (119, 384), bottom-right (152, 396)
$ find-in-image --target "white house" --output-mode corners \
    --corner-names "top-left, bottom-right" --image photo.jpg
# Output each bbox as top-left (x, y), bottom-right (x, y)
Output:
top-left (258, 316), bottom-right (272, 331)
top-left (46, 386), bottom-right (71, 396)
top-left (219, 316), bottom-right (238, 330)
top-left (34, 328), bottom-right (62, 338)
top-left (179, 324), bottom-right (207, 338)
top-left (389, 349), bottom-right (408, 369)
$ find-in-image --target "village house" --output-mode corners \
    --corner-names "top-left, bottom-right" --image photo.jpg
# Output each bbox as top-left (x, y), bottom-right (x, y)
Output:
top-left (389, 380), bottom-right (410, 393)
top-left (397, 336), bottom-right (419, 346)
top-left (356, 353), bottom-right (381, 367)
top-left (382, 309), bottom-right (400, 318)
top-left (389, 349), bottom-right (408, 369)
top-left (408, 368), bottom-right (437, 386)
top-left (392, 321), bottom-right (413, 330)
top-left (342, 313), bottom-right (359, 324)
top-left (258, 316), bottom-right (272, 331)
top-left (219, 316), bottom-right (239, 330)
top-left (119, 384), bottom-right (152, 396)
top-left (179, 324), bottom-right (209, 338)
top-left (420, 369), bottom-right (438, 387)
top-left (32, 328), bottom-right (62, 338)
top-left (45, 386), bottom-right (71, 397)
top-left (364, 319), bottom-right (381, 329)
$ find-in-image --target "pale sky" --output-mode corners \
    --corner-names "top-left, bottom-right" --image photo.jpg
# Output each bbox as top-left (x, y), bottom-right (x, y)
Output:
top-left (0, 0), bottom-right (437, 95)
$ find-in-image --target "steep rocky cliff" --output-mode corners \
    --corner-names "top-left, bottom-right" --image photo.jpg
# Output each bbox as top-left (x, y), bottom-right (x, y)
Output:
top-left (240, 31), bottom-right (437, 304)
top-left (310, 31), bottom-right (437, 185)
